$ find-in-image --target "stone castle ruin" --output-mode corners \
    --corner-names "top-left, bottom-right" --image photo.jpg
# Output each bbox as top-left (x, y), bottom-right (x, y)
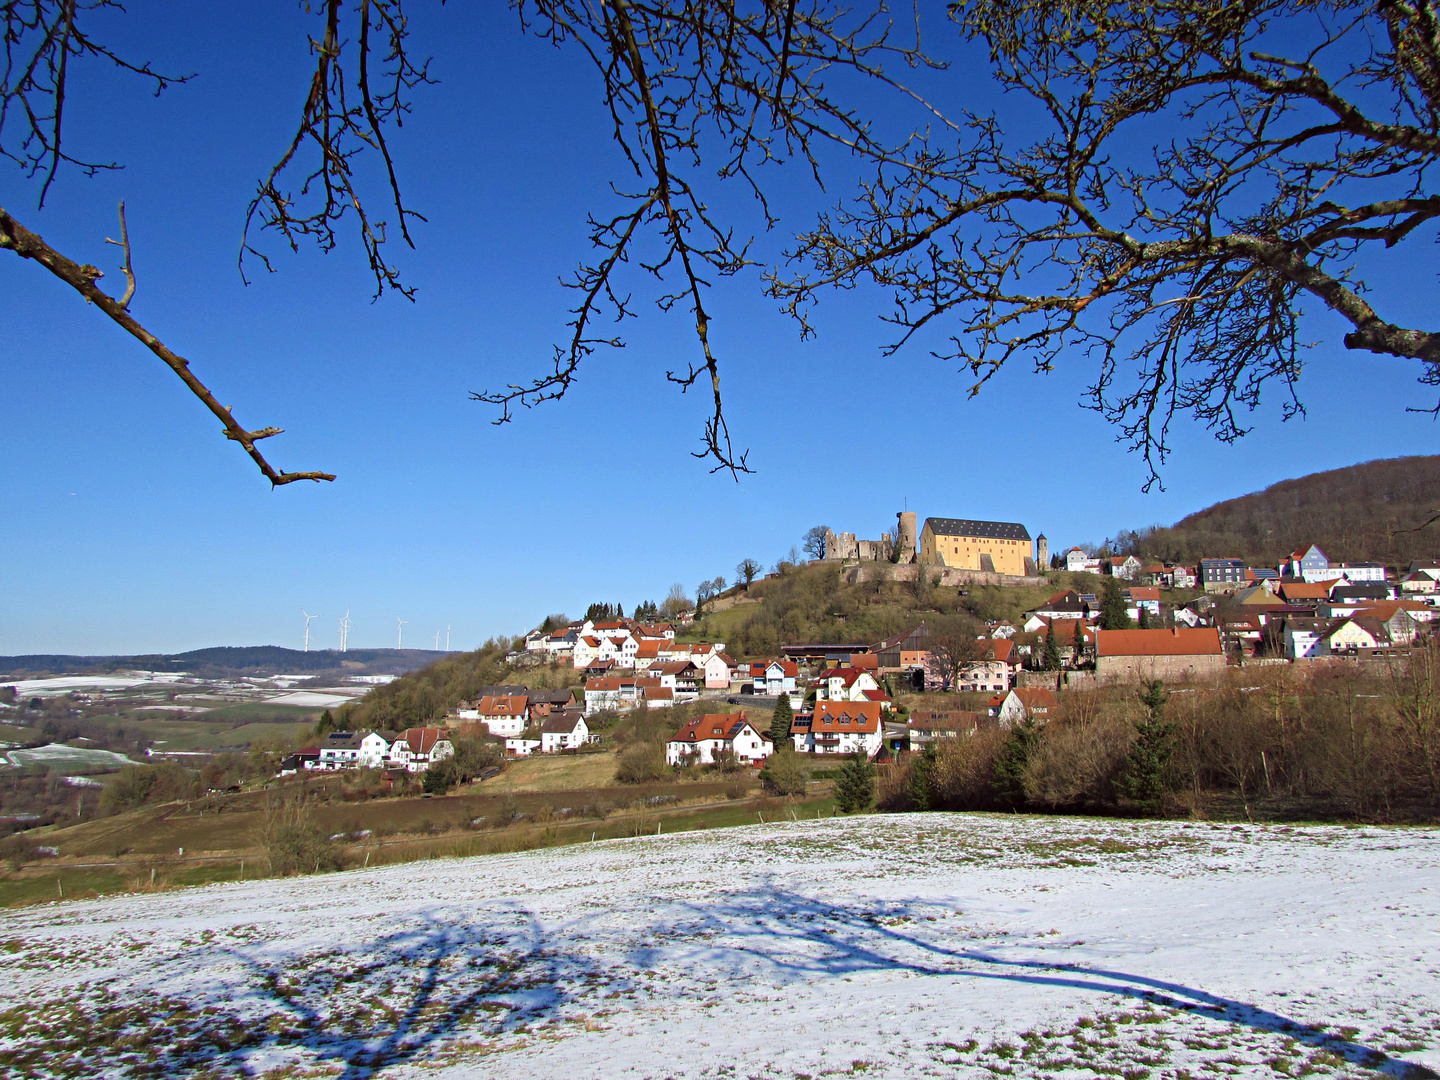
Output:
top-left (822, 511), bottom-right (1046, 587)
top-left (822, 512), bottom-right (919, 564)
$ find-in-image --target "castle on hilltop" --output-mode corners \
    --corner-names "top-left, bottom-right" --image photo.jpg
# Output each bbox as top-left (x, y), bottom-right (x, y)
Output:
top-left (823, 512), bottom-right (1046, 581)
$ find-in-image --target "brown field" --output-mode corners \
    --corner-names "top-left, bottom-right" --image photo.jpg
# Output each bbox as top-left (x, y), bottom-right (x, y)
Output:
top-left (2, 772), bottom-right (838, 907)
top-left (484, 750), bottom-right (621, 792)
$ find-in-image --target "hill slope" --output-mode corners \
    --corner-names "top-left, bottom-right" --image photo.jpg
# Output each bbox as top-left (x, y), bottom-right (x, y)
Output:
top-left (2, 816), bottom-right (1435, 1079)
top-left (1133, 455), bottom-right (1440, 566)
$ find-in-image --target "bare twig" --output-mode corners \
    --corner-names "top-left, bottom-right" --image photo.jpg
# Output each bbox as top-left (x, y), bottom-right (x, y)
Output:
top-left (0, 206), bottom-right (334, 486)
top-left (102, 198), bottom-right (134, 309)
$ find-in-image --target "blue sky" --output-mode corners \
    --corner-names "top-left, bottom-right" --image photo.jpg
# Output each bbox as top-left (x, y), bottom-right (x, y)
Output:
top-left (4, 4), bottom-right (1438, 655)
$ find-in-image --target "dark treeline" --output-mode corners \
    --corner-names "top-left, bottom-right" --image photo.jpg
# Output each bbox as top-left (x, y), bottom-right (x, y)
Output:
top-left (1111, 455), bottom-right (1440, 566)
top-left (881, 646), bottom-right (1440, 823)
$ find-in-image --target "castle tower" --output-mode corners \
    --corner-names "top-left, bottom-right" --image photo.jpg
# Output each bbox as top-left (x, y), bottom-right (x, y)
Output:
top-left (896, 511), bottom-right (918, 564)
top-left (1036, 533), bottom-right (1048, 571)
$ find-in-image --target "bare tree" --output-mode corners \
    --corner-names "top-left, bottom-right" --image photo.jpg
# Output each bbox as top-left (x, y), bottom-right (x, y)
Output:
top-left (12, 1), bottom-right (1440, 487)
top-left (801, 525), bottom-right (830, 561)
top-left (924, 615), bottom-right (987, 691)
top-left (770, 0), bottom-right (1440, 487)
top-left (736, 558), bottom-right (762, 590)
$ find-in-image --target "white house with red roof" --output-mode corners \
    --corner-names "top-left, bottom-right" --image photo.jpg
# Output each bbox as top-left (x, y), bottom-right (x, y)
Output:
top-left (385, 728), bottom-right (455, 773)
top-left (748, 660), bottom-right (799, 696)
top-left (795, 701), bottom-right (884, 756)
top-left (986, 688), bottom-right (1058, 727)
top-left (461, 694), bottom-right (530, 737)
top-left (540, 713), bottom-right (589, 753)
top-left (572, 635), bottom-right (602, 668)
top-left (814, 666), bottom-right (881, 703)
top-left (666, 713), bottom-right (773, 766)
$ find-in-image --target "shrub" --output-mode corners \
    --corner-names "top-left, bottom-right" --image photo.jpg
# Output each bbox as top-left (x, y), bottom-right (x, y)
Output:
top-left (615, 742), bottom-right (667, 784)
top-left (759, 750), bottom-right (806, 796)
top-left (99, 763), bottom-right (195, 816)
top-left (835, 753), bottom-right (875, 814)
top-left (261, 792), bottom-right (341, 876)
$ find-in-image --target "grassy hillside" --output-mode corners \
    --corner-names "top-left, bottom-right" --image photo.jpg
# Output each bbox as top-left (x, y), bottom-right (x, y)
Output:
top-left (689, 562), bottom-right (1058, 655)
top-left (1129, 454), bottom-right (1440, 566)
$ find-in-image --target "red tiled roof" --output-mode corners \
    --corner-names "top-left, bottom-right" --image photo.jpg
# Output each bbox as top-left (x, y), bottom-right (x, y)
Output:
top-left (397, 727), bottom-right (448, 754)
top-left (475, 694), bottom-right (528, 716)
top-left (671, 712), bottom-right (755, 743)
top-left (813, 700), bottom-right (882, 733)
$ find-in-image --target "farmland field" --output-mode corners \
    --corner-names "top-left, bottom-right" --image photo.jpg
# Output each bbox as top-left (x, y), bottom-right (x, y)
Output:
top-left (1, 813), bottom-right (1436, 1079)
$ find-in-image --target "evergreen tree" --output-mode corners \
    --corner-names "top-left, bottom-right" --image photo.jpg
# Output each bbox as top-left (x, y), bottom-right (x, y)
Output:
top-left (1042, 621), bottom-right (1061, 671)
top-left (1099, 580), bottom-right (1132, 630)
top-left (314, 709), bottom-right (336, 736)
top-left (1072, 620), bottom-right (1086, 667)
top-left (1138, 606), bottom-right (1151, 629)
top-left (908, 742), bottom-right (938, 810)
top-left (991, 718), bottom-right (1043, 809)
top-left (1120, 679), bottom-right (1177, 815)
top-left (769, 695), bottom-right (794, 747)
top-left (834, 752), bottom-right (875, 814)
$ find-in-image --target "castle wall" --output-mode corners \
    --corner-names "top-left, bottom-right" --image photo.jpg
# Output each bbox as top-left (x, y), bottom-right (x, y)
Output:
top-left (841, 564), bottom-right (1048, 588)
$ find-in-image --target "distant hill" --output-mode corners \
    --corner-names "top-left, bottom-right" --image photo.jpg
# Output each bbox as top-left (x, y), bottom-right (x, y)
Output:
top-left (0, 646), bottom-right (446, 679)
top-left (1131, 455), bottom-right (1440, 567)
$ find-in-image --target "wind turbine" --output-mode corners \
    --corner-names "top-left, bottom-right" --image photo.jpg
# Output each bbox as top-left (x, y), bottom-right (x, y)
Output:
top-left (301, 609), bottom-right (318, 652)
top-left (396, 615), bottom-right (408, 650)
top-left (339, 610), bottom-right (352, 652)
top-left (445, 624), bottom-right (452, 651)
top-left (433, 630), bottom-right (441, 651)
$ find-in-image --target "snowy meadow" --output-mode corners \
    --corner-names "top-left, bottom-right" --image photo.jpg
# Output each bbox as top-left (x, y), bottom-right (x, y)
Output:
top-left (1, 814), bottom-right (1437, 1079)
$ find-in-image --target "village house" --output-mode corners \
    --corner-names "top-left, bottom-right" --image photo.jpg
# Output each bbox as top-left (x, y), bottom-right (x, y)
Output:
top-left (540, 713), bottom-right (590, 753)
top-left (666, 713), bottom-right (773, 766)
top-left (924, 638), bottom-right (1017, 693)
top-left (1094, 627), bottom-right (1226, 682)
top-left (583, 676), bottom-right (634, 715)
top-left (987, 687), bottom-right (1058, 726)
top-left (794, 701), bottom-right (885, 756)
top-left (904, 711), bottom-right (985, 746)
top-left (1025, 590), bottom-right (1093, 621)
top-left (1105, 555), bottom-right (1144, 580)
top-left (1123, 586), bottom-right (1162, 621)
top-left (386, 728), bottom-right (455, 773)
top-left (1065, 547), bottom-right (1102, 573)
top-left (505, 736), bottom-right (541, 757)
top-left (748, 660), bottom-right (799, 697)
top-left (315, 730), bottom-right (393, 771)
top-left (1321, 616), bottom-right (1391, 654)
top-left (873, 624), bottom-right (932, 673)
top-left (1286, 544), bottom-right (1332, 581)
top-left (1200, 558), bottom-right (1249, 592)
top-left (813, 666), bottom-right (882, 703)
top-left (466, 694), bottom-right (530, 737)
top-left (1282, 615), bottom-right (1326, 659)
top-left (572, 635), bottom-right (602, 668)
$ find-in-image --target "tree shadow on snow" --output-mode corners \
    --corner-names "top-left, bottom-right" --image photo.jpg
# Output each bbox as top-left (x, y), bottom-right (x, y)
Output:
top-left (648, 878), bottom-right (1436, 1080)
top-left (132, 902), bottom-right (629, 1080)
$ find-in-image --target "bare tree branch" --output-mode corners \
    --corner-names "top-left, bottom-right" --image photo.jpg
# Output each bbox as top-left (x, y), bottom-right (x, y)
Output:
top-left (0, 206), bottom-right (334, 486)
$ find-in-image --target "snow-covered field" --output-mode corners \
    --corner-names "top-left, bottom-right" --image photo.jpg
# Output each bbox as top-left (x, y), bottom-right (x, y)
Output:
top-left (4, 743), bottom-right (137, 770)
top-left (2, 814), bottom-right (1437, 1079)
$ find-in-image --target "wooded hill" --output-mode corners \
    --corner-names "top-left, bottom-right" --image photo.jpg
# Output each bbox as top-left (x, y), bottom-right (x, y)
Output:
top-left (1126, 455), bottom-right (1440, 567)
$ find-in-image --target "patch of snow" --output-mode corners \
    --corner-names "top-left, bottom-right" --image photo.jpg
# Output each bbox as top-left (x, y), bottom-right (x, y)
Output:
top-left (5, 743), bottom-right (137, 770)
top-left (1, 816), bottom-right (1436, 1080)
top-left (264, 692), bottom-right (354, 708)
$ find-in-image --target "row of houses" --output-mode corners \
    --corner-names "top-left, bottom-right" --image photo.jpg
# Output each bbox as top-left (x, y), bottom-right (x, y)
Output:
top-left (1061, 544), bottom-right (1415, 593)
top-left (280, 727), bottom-right (455, 774)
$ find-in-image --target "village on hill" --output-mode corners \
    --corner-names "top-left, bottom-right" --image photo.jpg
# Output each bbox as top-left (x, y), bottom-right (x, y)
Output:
top-left (281, 511), bottom-right (1440, 786)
